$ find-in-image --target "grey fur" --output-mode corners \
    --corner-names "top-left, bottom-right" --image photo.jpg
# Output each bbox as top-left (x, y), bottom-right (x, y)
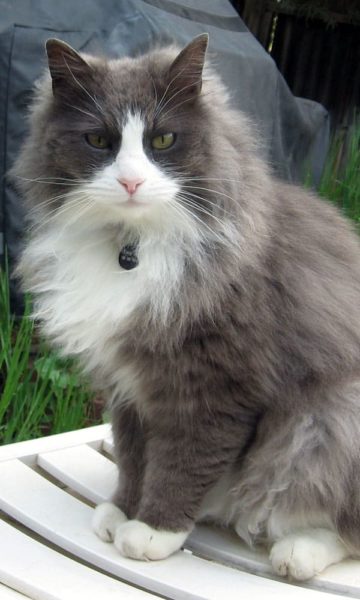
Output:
top-left (13, 36), bottom-right (360, 561)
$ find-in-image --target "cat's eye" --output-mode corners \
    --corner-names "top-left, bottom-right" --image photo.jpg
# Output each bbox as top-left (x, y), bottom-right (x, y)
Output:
top-left (85, 133), bottom-right (110, 149)
top-left (151, 133), bottom-right (175, 150)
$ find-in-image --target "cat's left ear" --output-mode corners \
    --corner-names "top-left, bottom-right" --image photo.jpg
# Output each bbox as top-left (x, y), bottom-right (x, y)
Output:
top-left (167, 33), bottom-right (209, 100)
top-left (46, 39), bottom-right (92, 96)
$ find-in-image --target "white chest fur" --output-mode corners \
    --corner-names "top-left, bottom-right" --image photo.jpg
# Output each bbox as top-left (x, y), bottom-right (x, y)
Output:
top-left (23, 224), bottom-right (185, 378)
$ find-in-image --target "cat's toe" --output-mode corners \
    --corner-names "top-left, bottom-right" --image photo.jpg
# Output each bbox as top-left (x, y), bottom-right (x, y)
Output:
top-left (270, 535), bottom-right (326, 580)
top-left (270, 529), bottom-right (349, 581)
top-left (270, 538), bottom-right (314, 580)
top-left (114, 519), bottom-right (188, 560)
top-left (92, 502), bottom-right (127, 542)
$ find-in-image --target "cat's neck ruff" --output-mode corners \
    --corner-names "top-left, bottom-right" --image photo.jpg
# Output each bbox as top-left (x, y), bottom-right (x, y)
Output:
top-left (22, 217), bottom-right (199, 368)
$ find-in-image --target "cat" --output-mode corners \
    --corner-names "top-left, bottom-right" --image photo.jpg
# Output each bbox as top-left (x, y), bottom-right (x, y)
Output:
top-left (13, 34), bottom-right (360, 581)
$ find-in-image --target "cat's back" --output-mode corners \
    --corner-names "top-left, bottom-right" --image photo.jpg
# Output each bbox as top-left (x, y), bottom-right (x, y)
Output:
top-left (272, 179), bottom-right (360, 279)
top-left (262, 178), bottom-right (360, 383)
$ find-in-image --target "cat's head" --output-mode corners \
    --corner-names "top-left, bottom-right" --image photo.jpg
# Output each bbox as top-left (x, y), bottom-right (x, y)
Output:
top-left (16, 34), bottom-right (236, 237)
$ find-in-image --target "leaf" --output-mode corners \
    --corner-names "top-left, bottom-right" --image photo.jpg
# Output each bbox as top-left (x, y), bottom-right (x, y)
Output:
top-left (34, 356), bottom-right (80, 389)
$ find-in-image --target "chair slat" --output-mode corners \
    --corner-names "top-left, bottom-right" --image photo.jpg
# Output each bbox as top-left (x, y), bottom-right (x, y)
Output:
top-left (38, 444), bottom-right (117, 504)
top-left (102, 437), bottom-right (114, 456)
top-left (0, 460), bottom-right (337, 600)
top-left (0, 584), bottom-right (31, 599)
top-left (0, 425), bottom-right (111, 464)
top-left (0, 520), bottom-right (155, 600)
top-left (37, 446), bottom-right (273, 577)
top-left (187, 523), bottom-right (270, 573)
top-left (36, 444), bottom-right (360, 597)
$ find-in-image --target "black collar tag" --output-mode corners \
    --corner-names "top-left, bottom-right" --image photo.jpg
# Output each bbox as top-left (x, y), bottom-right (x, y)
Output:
top-left (119, 243), bottom-right (139, 270)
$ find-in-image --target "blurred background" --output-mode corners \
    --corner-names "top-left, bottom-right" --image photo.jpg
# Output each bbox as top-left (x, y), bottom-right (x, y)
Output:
top-left (233, 0), bottom-right (359, 132)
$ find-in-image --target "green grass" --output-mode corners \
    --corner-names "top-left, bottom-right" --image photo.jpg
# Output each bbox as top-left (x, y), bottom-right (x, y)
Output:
top-left (0, 262), bottom-right (102, 445)
top-left (0, 122), bottom-right (359, 444)
top-left (318, 121), bottom-right (360, 228)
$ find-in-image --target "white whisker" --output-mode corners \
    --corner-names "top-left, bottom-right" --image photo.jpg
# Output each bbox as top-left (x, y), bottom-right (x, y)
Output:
top-left (63, 55), bottom-right (104, 114)
top-left (176, 195), bottom-right (231, 247)
top-left (180, 190), bottom-right (235, 219)
top-left (64, 102), bottom-right (103, 124)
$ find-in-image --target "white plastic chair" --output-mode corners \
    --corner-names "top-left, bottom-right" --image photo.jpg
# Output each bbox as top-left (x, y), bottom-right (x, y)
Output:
top-left (1, 424), bottom-right (359, 599)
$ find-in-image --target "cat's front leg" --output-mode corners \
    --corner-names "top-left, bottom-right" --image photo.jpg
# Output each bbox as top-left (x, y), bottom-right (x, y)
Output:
top-left (93, 402), bottom-right (146, 542)
top-left (114, 415), bottom-right (253, 561)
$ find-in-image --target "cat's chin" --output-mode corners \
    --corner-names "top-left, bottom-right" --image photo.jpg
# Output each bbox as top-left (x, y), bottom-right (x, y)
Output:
top-left (122, 198), bottom-right (151, 209)
top-left (95, 198), bottom-right (155, 226)
top-left (118, 199), bottom-right (156, 222)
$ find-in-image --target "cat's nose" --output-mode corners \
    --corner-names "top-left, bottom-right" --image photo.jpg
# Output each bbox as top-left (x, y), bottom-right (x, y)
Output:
top-left (118, 177), bottom-right (145, 195)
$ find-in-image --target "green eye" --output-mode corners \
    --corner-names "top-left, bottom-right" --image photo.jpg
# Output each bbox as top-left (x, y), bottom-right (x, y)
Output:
top-left (85, 133), bottom-right (109, 149)
top-left (151, 133), bottom-right (175, 150)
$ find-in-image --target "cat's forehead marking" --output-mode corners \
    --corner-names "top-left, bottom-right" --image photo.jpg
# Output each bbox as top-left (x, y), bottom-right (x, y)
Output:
top-left (120, 112), bottom-right (145, 155)
top-left (113, 110), bottom-right (158, 183)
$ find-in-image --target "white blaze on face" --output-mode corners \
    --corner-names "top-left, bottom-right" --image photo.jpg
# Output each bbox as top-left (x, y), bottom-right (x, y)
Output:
top-left (116, 112), bottom-right (148, 181)
top-left (85, 111), bottom-right (180, 224)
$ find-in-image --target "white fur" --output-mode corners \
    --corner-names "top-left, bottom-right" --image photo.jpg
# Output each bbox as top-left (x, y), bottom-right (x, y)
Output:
top-left (27, 224), bottom-right (184, 357)
top-left (92, 503), bottom-right (189, 560)
top-left (114, 519), bottom-right (189, 560)
top-left (270, 529), bottom-right (350, 580)
top-left (92, 502), bottom-right (127, 542)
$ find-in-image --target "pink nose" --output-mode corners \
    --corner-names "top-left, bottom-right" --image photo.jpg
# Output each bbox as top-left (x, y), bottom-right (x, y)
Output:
top-left (118, 178), bottom-right (145, 195)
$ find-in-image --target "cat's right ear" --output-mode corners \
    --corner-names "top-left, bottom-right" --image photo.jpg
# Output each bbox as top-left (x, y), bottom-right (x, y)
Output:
top-left (46, 39), bottom-right (91, 97)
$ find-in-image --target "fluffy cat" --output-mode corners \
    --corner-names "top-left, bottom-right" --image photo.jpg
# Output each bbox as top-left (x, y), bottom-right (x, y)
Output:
top-left (13, 34), bottom-right (360, 580)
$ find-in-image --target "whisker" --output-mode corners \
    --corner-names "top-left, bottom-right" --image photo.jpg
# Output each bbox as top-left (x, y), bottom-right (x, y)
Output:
top-left (63, 55), bottom-right (104, 114)
top-left (170, 176), bottom-right (245, 184)
top-left (175, 195), bottom-right (231, 246)
top-left (63, 102), bottom-right (103, 124)
top-left (157, 89), bottom-right (215, 123)
top-left (155, 77), bottom-right (202, 121)
top-left (27, 189), bottom-right (91, 215)
top-left (181, 185), bottom-right (237, 203)
top-left (178, 196), bottom-right (228, 229)
top-left (59, 198), bottom-right (95, 230)
top-left (29, 195), bottom-right (92, 233)
top-left (15, 176), bottom-right (87, 186)
top-left (153, 64), bottom-right (191, 120)
top-left (180, 190), bottom-right (235, 219)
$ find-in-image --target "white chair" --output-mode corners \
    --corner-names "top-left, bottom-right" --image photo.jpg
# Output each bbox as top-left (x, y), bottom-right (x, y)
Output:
top-left (1, 424), bottom-right (359, 599)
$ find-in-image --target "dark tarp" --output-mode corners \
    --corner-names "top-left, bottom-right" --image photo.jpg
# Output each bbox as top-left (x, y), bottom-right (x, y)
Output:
top-left (0, 0), bottom-right (329, 269)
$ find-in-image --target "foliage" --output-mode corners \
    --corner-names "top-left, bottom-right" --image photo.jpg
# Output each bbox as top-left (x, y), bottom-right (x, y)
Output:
top-left (318, 121), bottom-right (360, 229)
top-left (0, 266), bottom-right (101, 445)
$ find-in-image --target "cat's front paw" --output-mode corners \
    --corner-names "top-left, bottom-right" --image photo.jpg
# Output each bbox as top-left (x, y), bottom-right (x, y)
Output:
top-left (114, 519), bottom-right (189, 560)
top-left (270, 530), bottom-right (348, 580)
top-left (92, 502), bottom-right (127, 542)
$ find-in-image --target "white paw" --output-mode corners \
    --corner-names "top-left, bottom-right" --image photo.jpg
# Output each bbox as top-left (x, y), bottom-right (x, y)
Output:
top-left (270, 530), bottom-right (348, 580)
top-left (92, 502), bottom-right (127, 542)
top-left (114, 519), bottom-right (189, 561)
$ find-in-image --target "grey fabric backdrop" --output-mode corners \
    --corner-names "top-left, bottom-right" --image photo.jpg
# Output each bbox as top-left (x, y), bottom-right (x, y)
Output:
top-left (0, 0), bottom-right (329, 267)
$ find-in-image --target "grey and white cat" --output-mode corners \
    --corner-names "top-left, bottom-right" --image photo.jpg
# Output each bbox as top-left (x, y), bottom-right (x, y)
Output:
top-left (13, 34), bottom-right (360, 580)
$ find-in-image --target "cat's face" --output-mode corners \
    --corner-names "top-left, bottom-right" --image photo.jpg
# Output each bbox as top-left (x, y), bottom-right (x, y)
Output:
top-left (36, 36), bottom-right (211, 231)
